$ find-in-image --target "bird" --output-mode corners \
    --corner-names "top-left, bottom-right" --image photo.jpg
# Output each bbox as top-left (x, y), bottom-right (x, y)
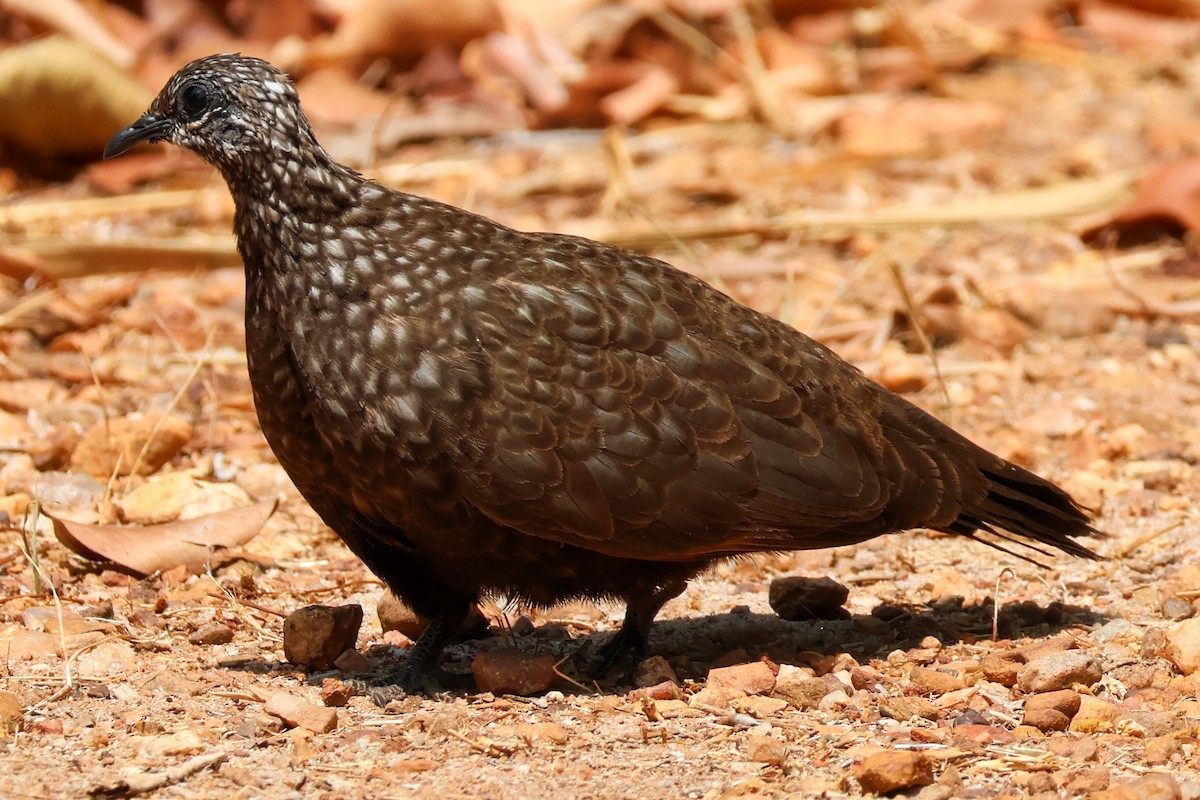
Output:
top-left (106, 54), bottom-right (1102, 693)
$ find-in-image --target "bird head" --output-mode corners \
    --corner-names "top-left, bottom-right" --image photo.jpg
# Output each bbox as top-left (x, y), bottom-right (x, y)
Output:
top-left (105, 54), bottom-right (316, 175)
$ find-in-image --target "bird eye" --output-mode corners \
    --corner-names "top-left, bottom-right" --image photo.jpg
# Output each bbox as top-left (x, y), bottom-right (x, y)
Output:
top-left (178, 83), bottom-right (210, 118)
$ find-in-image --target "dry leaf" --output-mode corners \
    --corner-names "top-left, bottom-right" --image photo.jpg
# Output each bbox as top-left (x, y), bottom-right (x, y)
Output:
top-left (837, 96), bottom-right (1004, 157)
top-left (1079, 0), bottom-right (1200, 53)
top-left (48, 500), bottom-right (277, 575)
top-left (1084, 158), bottom-right (1200, 245)
top-left (2, 0), bottom-right (137, 68)
top-left (306, 0), bottom-right (503, 66)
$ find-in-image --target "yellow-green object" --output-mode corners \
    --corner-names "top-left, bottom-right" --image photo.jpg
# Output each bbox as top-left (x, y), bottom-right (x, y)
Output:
top-left (0, 35), bottom-right (152, 157)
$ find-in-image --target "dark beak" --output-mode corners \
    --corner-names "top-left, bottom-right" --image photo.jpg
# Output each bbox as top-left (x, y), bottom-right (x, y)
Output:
top-left (104, 114), bottom-right (174, 159)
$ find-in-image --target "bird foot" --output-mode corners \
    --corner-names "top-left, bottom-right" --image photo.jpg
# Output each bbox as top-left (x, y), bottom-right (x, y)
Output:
top-left (343, 667), bottom-right (475, 706)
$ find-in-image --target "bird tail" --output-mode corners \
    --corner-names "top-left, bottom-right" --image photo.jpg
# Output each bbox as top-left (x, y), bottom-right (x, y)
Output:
top-left (893, 401), bottom-right (1104, 564)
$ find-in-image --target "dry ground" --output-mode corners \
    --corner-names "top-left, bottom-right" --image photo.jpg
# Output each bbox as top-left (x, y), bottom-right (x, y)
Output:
top-left (1, 43), bottom-right (1199, 800)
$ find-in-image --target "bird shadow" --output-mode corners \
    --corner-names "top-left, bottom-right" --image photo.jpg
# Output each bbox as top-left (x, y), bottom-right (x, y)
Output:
top-left (594, 596), bottom-right (1108, 682)
top-left (216, 597), bottom-right (1107, 695)
top-left (359, 595), bottom-right (1108, 694)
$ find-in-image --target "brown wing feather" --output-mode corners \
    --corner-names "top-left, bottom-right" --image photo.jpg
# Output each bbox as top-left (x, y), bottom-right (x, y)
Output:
top-left (451, 235), bottom-right (912, 559)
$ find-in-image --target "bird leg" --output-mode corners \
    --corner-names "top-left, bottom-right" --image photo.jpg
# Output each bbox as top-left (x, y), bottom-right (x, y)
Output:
top-left (349, 604), bottom-right (471, 706)
top-left (592, 578), bottom-right (688, 679)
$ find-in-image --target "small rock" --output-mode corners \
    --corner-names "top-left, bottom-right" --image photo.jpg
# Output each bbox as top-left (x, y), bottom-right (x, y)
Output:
top-left (375, 591), bottom-right (426, 639)
top-left (1162, 598), bottom-right (1195, 622)
top-left (1019, 406), bottom-right (1086, 438)
top-left (1017, 650), bottom-right (1102, 693)
top-left (909, 665), bottom-right (965, 695)
top-left (634, 655), bottom-right (678, 687)
top-left (71, 413), bottom-right (192, 477)
top-left (817, 688), bottom-right (850, 714)
top-left (282, 604), bottom-right (363, 671)
top-left (376, 591), bottom-right (489, 640)
top-left (1144, 734), bottom-right (1183, 765)
top-left (874, 348), bottom-right (930, 393)
top-left (333, 648), bottom-right (371, 673)
top-left (1116, 709), bottom-right (1185, 738)
top-left (879, 695), bottom-right (939, 722)
top-left (1023, 690), bottom-right (1081, 732)
top-left (1070, 696), bottom-right (1118, 733)
top-left (265, 691), bottom-right (338, 733)
top-left (1093, 618), bottom-right (1135, 642)
top-left (850, 665), bottom-right (886, 691)
top-left (1023, 707), bottom-right (1070, 732)
top-left (188, 623), bottom-right (235, 646)
top-left (743, 731), bottom-right (787, 766)
top-left (132, 730), bottom-right (205, 757)
top-left (739, 695), bottom-right (788, 717)
top-left (981, 650), bottom-right (1025, 686)
top-left (1162, 618), bottom-right (1200, 674)
top-left (1091, 774), bottom-right (1182, 800)
top-left (772, 675), bottom-right (829, 710)
top-left (115, 472), bottom-right (201, 524)
top-left (75, 641), bottom-right (139, 678)
top-left (470, 649), bottom-right (557, 696)
top-left (321, 679), bottom-right (354, 708)
top-left (852, 750), bottom-right (934, 794)
top-left (706, 662), bottom-right (776, 696)
top-left (0, 690), bottom-right (21, 735)
top-left (689, 686), bottom-right (747, 709)
top-left (235, 462), bottom-right (296, 500)
top-left (0, 493), bottom-right (30, 522)
top-left (629, 680), bottom-right (682, 701)
top-left (1066, 765), bottom-right (1110, 794)
top-left (768, 575), bottom-right (850, 620)
top-left (143, 671), bottom-right (204, 697)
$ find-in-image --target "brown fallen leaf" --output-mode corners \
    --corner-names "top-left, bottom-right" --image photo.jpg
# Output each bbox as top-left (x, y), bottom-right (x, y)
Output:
top-left (1079, 0), bottom-right (1200, 53)
top-left (1084, 158), bottom-right (1200, 245)
top-left (836, 96), bottom-right (1005, 158)
top-left (48, 500), bottom-right (277, 576)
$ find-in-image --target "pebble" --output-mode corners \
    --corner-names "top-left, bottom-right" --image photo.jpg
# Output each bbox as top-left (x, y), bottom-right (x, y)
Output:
top-left (980, 650), bottom-right (1025, 686)
top-left (634, 655), bottom-right (679, 687)
top-left (321, 679), bottom-right (354, 707)
top-left (772, 675), bottom-right (830, 710)
top-left (0, 690), bottom-right (21, 735)
top-left (131, 730), bottom-right (206, 757)
top-left (743, 731), bottom-right (787, 766)
top-left (767, 575), bottom-right (850, 620)
top-left (629, 680), bottom-right (682, 701)
top-left (908, 665), bottom-right (965, 695)
top-left (851, 750), bottom-right (934, 794)
top-left (878, 695), bottom-right (939, 722)
top-left (1091, 773), bottom-right (1182, 800)
top-left (70, 413), bottom-right (192, 477)
top-left (1070, 696), bottom-right (1118, 733)
top-left (265, 691), bottom-right (338, 734)
top-left (1162, 618), bottom-right (1200, 674)
top-left (282, 604), bottom-right (363, 671)
top-left (1162, 597), bottom-right (1195, 621)
top-left (689, 686), bottom-right (747, 709)
top-left (1017, 650), bottom-right (1102, 693)
top-left (1092, 618), bottom-right (1135, 642)
top-left (471, 649), bottom-right (557, 696)
top-left (1023, 690), bottom-right (1081, 732)
top-left (188, 623), bottom-right (235, 645)
top-left (375, 591), bottom-right (426, 639)
top-left (75, 641), bottom-right (139, 678)
top-left (706, 662), bottom-right (776, 696)
top-left (1115, 709), bottom-right (1185, 738)
top-left (1066, 765), bottom-right (1111, 794)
